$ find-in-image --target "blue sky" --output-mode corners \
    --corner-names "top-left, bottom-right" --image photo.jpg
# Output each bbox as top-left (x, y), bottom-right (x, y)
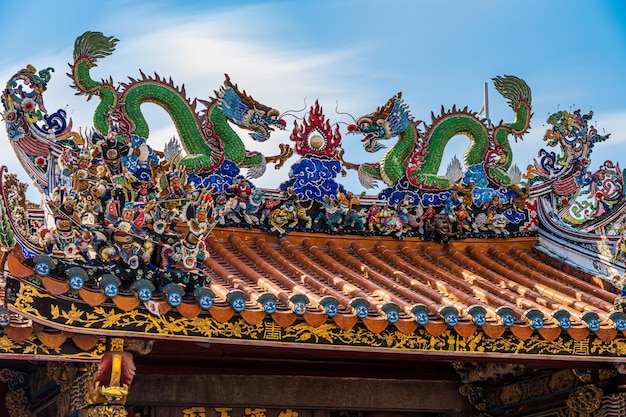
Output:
top-left (2, 0), bottom-right (626, 200)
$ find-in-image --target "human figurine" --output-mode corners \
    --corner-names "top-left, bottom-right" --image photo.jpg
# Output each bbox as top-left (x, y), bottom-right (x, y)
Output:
top-left (75, 229), bottom-right (101, 264)
top-left (102, 201), bottom-right (154, 269)
top-left (367, 203), bottom-right (381, 231)
top-left (159, 170), bottom-right (188, 200)
top-left (484, 195), bottom-right (503, 222)
top-left (133, 179), bottom-right (157, 203)
top-left (281, 186), bottom-right (298, 203)
top-left (179, 197), bottom-right (213, 270)
top-left (158, 170), bottom-right (192, 211)
top-left (422, 204), bottom-right (438, 239)
top-left (338, 191), bottom-right (361, 227)
top-left (45, 188), bottom-right (83, 256)
top-left (70, 151), bottom-right (100, 194)
top-left (92, 126), bottom-right (132, 184)
top-left (259, 195), bottom-right (281, 224)
top-left (396, 194), bottom-right (412, 222)
top-left (378, 204), bottom-right (396, 227)
top-left (454, 205), bottom-right (472, 233)
top-left (231, 177), bottom-right (254, 216)
top-left (442, 191), bottom-right (461, 221)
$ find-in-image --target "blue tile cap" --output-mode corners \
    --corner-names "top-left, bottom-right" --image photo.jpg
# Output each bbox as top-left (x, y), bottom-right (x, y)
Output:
top-left (551, 308), bottom-right (571, 330)
top-left (523, 308), bottom-right (545, 330)
top-left (66, 266), bottom-right (88, 291)
top-left (289, 293), bottom-right (309, 315)
top-left (131, 279), bottom-right (156, 302)
top-left (194, 287), bottom-right (215, 310)
top-left (257, 292), bottom-right (278, 314)
top-left (609, 311), bottom-right (626, 332)
top-left (0, 308), bottom-right (10, 327)
top-left (580, 311), bottom-right (600, 332)
top-left (319, 296), bottom-right (339, 318)
top-left (33, 255), bottom-right (57, 277)
top-left (496, 306), bottom-right (516, 327)
top-left (163, 283), bottom-right (185, 307)
top-left (467, 305), bottom-right (487, 327)
top-left (381, 302), bottom-right (401, 324)
top-left (226, 289), bottom-right (248, 313)
top-left (409, 304), bottom-right (430, 326)
top-left (349, 297), bottom-right (370, 319)
top-left (100, 274), bottom-right (121, 298)
top-left (439, 305), bottom-right (459, 327)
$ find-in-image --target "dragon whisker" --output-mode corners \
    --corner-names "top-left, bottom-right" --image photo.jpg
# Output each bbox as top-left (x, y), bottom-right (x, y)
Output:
top-left (334, 101), bottom-right (357, 124)
top-left (279, 97), bottom-right (308, 120)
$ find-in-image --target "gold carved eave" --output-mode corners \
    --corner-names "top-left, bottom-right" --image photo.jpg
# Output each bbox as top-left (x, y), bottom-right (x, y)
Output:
top-left (0, 331), bottom-right (105, 361)
top-left (6, 277), bottom-right (626, 361)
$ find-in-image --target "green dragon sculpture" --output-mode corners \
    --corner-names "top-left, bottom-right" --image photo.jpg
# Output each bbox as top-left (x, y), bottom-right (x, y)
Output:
top-left (69, 31), bottom-right (290, 175)
top-left (346, 75), bottom-right (532, 189)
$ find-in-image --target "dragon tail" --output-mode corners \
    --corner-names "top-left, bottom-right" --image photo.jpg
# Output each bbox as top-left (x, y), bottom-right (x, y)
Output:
top-left (492, 75), bottom-right (532, 110)
top-left (73, 31), bottom-right (119, 63)
top-left (70, 32), bottom-right (121, 134)
top-left (493, 74), bottom-right (532, 139)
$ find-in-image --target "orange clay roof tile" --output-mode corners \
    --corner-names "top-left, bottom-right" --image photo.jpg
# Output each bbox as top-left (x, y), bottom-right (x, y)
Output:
top-left (6, 230), bottom-right (624, 343)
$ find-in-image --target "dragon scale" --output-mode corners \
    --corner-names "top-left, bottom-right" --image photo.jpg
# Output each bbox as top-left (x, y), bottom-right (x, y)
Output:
top-left (360, 122), bottom-right (418, 185)
top-left (411, 114), bottom-right (489, 188)
top-left (206, 104), bottom-right (264, 167)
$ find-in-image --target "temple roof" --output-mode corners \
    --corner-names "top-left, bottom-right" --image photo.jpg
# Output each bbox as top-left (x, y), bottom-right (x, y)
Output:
top-left (199, 229), bottom-right (617, 338)
top-left (2, 32), bottom-right (626, 370)
top-left (5, 227), bottom-right (624, 359)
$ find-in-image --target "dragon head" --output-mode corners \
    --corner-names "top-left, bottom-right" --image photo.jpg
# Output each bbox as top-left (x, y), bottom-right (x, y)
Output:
top-left (347, 93), bottom-right (410, 153)
top-left (217, 74), bottom-right (286, 142)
